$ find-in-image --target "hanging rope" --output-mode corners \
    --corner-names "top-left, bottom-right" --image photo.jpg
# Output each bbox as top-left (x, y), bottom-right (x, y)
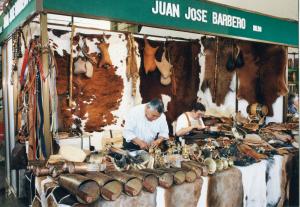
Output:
top-left (213, 37), bottom-right (219, 103)
top-left (69, 25), bottom-right (76, 107)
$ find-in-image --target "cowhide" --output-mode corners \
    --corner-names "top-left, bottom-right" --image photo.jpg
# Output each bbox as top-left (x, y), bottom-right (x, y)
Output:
top-left (201, 36), bottom-right (238, 106)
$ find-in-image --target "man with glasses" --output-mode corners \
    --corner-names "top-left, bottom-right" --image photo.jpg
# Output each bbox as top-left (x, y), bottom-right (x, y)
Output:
top-left (123, 98), bottom-right (169, 151)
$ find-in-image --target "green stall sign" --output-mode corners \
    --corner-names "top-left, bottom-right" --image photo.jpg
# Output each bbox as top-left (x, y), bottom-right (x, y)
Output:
top-left (0, 0), bottom-right (298, 47)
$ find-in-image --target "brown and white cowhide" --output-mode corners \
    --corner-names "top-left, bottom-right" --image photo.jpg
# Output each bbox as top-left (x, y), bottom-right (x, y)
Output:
top-left (156, 178), bottom-right (203, 207)
top-left (266, 155), bottom-right (283, 207)
top-left (97, 191), bottom-right (156, 207)
top-left (200, 36), bottom-right (238, 106)
top-left (51, 30), bottom-right (129, 132)
top-left (279, 153), bottom-right (299, 207)
top-left (206, 167), bottom-right (243, 207)
top-left (236, 160), bottom-right (267, 207)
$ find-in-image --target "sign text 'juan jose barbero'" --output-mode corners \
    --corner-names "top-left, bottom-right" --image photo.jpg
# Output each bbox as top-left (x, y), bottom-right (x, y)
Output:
top-left (152, 0), bottom-right (246, 30)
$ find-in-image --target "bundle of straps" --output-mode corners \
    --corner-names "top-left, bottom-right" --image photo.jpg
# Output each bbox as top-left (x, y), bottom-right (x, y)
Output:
top-left (17, 36), bottom-right (58, 160)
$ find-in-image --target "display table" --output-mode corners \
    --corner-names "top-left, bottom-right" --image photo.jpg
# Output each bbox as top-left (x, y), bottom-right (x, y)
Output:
top-left (27, 153), bottom-right (298, 207)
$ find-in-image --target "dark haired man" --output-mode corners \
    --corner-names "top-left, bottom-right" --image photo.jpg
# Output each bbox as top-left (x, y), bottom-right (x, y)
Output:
top-left (123, 98), bottom-right (169, 150)
top-left (175, 102), bottom-right (207, 137)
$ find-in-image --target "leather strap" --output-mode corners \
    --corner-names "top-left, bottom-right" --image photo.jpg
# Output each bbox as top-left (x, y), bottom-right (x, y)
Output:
top-left (184, 112), bottom-right (191, 127)
top-left (36, 70), bottom-right (46, 159)
top-left (184, 112), bottom-right (202, 127)
top-left (20, 47), bottom-right (29, 85)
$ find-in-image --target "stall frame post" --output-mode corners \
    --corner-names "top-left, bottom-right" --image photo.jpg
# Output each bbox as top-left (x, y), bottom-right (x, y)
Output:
top-left (40, 12), bottom-right (52, 157)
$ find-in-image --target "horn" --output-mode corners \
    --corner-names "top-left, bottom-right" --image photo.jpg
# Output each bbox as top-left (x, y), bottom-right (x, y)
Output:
top-left (108, 171), bottom-right (143, 196)
top-left (63, 162), bottom-right (101, 174)
top-left (126, 170), bottom-right (159, 193)
top-left (27, 160), bottom-right (46, 171)
top-left (85, 172), bottom-right (122, 201)
top-left (33, 166), bottom-right (51, 177)
top-left (58, 174), bottom-right (100, 204)
top-left (142, 168), bottom-right (174, 188)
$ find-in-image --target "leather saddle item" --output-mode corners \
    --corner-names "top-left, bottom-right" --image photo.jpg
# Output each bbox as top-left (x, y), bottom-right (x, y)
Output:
top-left (143, 37), bottom-right (159, 74)
top-left (155, 51), bottom-right (172, 86)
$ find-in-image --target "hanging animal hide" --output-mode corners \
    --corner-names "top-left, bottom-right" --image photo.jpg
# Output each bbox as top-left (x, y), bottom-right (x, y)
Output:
top-left (201, 36), bottom-right (238, 106)
top-left (143, 37), bottom-right (159, 73)
top-left (97, 42), bottom-right (113, 69)
top-left (236, 41), bottom-right (259, 104)
top-left (255, 44), bottom-right (288, 116)
top-left (137, 38), bottom-right (201, 134)
top-left (155, 51), bottom-right (172, 86)
top-left (236, 41), bottom-right (288, 116)
top-left (126, 34), bottom-right (139, 96)
top-left (55, 33), bottom-right (123, 132)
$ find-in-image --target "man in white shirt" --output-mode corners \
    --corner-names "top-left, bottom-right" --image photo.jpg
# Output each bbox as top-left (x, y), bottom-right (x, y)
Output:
top-left (123, 98), bottom-right (169, 150)
top-left (175, 102), bottom-right (206, 137)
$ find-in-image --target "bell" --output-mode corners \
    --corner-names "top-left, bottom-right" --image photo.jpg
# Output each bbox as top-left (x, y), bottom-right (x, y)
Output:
top-left (203, 158), bottom-right (217, 174)
top-left (221, 158), bottom-right (228, 170)
top-left (215, 159), bottom-right (224, 171)
top-left (228, 159), bottom-right (234, 167)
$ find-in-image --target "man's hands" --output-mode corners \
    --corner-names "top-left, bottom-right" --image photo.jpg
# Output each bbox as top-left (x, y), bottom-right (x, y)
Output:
top-left (193, 124), bottom-right (207, 130)
top-left (132, 137), bottom-right (164, 150)
top-left (132, 138), bottom-right (149, 150)
top-left (150, 138), bottom-right (164, 148)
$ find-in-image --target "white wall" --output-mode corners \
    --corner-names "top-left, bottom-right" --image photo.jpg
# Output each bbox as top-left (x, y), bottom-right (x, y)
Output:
top-left (208, 0), bottom-right (298, 21)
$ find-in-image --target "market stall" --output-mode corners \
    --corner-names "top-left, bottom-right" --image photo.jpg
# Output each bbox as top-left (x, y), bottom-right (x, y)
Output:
top-left (0, 0), bottom-right (298, 206)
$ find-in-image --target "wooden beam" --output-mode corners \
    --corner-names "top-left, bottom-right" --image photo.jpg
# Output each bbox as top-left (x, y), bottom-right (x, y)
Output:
top-left (40, 13), bottom-right (52, 158)
top-left (282, 47), bottom-right (289, 122)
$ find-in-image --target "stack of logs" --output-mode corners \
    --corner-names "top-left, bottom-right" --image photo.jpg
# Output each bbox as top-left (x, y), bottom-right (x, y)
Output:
top-left (28, 160), bottom-right (208, 204)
